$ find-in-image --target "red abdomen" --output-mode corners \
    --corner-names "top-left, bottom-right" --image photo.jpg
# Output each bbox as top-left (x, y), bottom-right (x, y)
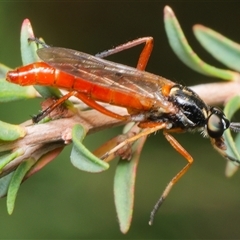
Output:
top-left (7, 62), bottom-right (153, 111)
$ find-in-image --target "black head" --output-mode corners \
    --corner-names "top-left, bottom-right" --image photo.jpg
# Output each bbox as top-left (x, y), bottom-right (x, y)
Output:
top-left (167, 85), bottom-right (240, 164)
top-left (204, 106), bottom-right (240, 165)
top-left (168, 85), bottom-right (239, 138)
top-left (206, 107), bottom-right (230, 139)
top-left (206, 106), bottom-right (240, 140)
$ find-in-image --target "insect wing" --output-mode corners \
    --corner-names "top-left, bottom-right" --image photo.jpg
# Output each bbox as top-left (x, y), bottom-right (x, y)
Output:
top-left (37, 47), bottom-right (174, 108)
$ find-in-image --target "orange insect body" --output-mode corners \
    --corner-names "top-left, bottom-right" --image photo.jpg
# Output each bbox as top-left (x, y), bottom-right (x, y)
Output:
top-left (6, 39), bottom-right (240, 225)
top-left (8, 61), bottom-right (173, 113)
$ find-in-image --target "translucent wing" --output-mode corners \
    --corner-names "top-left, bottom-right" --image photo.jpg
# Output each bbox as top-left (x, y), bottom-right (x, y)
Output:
top-left (37, 47), bottom-right (175, 106)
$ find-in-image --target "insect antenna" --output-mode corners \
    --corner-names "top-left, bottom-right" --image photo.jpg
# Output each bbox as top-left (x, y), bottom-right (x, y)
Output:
top-left (229, 122), bottom-right (240, 132)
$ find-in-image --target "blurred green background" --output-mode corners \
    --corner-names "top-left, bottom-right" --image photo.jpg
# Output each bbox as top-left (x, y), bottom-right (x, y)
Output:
top-left (1, 1), bottom-right (240, 238)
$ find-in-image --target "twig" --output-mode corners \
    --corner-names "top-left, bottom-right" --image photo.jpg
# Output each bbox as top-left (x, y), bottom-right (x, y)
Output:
top-left (190, 80), bottom-right (240, 106)
top-left (0, 80), bottom-right (239, 176)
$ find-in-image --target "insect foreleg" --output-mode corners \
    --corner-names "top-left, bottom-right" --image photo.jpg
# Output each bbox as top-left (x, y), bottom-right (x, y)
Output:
top-left (149, 131), bottom-right (193, 225)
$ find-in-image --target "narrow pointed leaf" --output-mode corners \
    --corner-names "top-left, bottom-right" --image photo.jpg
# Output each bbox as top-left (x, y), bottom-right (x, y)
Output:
top-left (164, 6), bottom-right (237, 81)
top-left (0, 64), bottom-right (10, 78)
top-left (7, 158), bottom-right (35, 214)
top-left (0, 149), bottom-right (24, 171)
top-left (20, 19), bottom-right (62, 98)
top-left (223, 96), bottom-right (240, 177)
top-left (0, 78), bottom-right (37, 102)
top-left (0, 121), bottom-right (26, 141)
top-left (114, 159), bottom-right (136, 233)
top-left (71, 124), bottom-right (109, 172)
top-left (193, 25), bottom-right (240, 72)
top-left (225, 132), bottom-right (240, 177)
top-left (20, 19), bottom-right (39, 65)
top-left (114, 137), bottom-right (145, 233)
top-left (0, 172), bottom-right (14, 198)
top-left (25, 146), bottom-right (64, 179)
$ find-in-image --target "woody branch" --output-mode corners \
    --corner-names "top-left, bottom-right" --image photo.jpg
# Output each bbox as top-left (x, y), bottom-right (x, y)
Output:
top-left (2, 80), bottom-right (240, 147)
top-left (0, 80), bottom-right (239, 176)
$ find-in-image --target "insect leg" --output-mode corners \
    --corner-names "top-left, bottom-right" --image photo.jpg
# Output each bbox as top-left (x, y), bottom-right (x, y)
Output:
top-left (92, 38), bottom-right (154, 160)
top-left (28, 37), bottom-right (50, 48)
top-left (32, 91), bottom-right (77, 123)
top-left (33, 38), bottom-right (153, 122)
top-left (33, 90), bottom-right (131, 123)
top-left (149, 130), bottom-right (193, 225)
top-left (100, 123), bottom-right (167, 160)
top-left (210, 137), bottom-right (240, 165)
top-left (96, 37), bottom-right (153, 70)
top-left (75, 92), bottom-right (130, 121)
top-left (93, 123), bottom-right (140, 161)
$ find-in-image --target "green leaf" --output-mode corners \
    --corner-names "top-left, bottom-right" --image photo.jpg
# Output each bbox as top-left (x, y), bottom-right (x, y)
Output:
top-left (7, 158), bottom-right (35, 214)
top-left (0, 172), bottom-right (14, 198)
top-left (34, 85), bottom-right (63, 99)
top-left (114, 137), bottom-right (145, 234)
top-left (225, 132), bottom-right (240, 177)
top-left (114, 159), bottom-right (136, 233)
top-left (71, 124), bottom-right (109, 172)
top-left (0, 121), bottom-right (26, 141)
top-left (193, 25), bottom-right (240, 72)
top-left (20, 19), bottom-right (39, 65)
top-left (163, 6), bottom-right (237, 81)
top-left (0, 149), bottom-right (24, 171)
top-left (25, 146), bottom-right (64, 179)
top-left (223, 96), bottom-right (240, 177)
top-left (0, 78), bottom-right (37, 102)
top-left (0, 64), bottom-right (10, 78)
top-left (20, 18), bottom-right (62, 99)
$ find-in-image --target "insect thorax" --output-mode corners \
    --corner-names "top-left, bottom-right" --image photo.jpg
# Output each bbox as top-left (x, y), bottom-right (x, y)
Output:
top-left (147, 84), bottom-right (209, 131)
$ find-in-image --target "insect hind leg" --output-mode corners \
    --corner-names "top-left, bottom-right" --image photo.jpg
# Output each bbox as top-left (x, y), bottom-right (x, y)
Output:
top-left (75, 92), bottom-right (130, 121)
top-left (95, 37), bottom-right (153, 71)
top-left (32, 91), bottom-right (77, 123)
top-left (33, 90), bottom-right (131, 123)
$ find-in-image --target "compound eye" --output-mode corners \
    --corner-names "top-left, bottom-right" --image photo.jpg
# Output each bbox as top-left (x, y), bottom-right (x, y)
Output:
top-left (207, 112), bottom-right (229, 138)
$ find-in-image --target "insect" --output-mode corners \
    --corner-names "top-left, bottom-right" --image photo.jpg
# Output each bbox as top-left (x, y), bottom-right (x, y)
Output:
top-left (6, 37), bottom-right (240, 225)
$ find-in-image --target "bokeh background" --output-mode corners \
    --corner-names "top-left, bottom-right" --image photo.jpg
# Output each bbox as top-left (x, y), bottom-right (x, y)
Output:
top-left (1, 1), bottom-right (240, 238)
